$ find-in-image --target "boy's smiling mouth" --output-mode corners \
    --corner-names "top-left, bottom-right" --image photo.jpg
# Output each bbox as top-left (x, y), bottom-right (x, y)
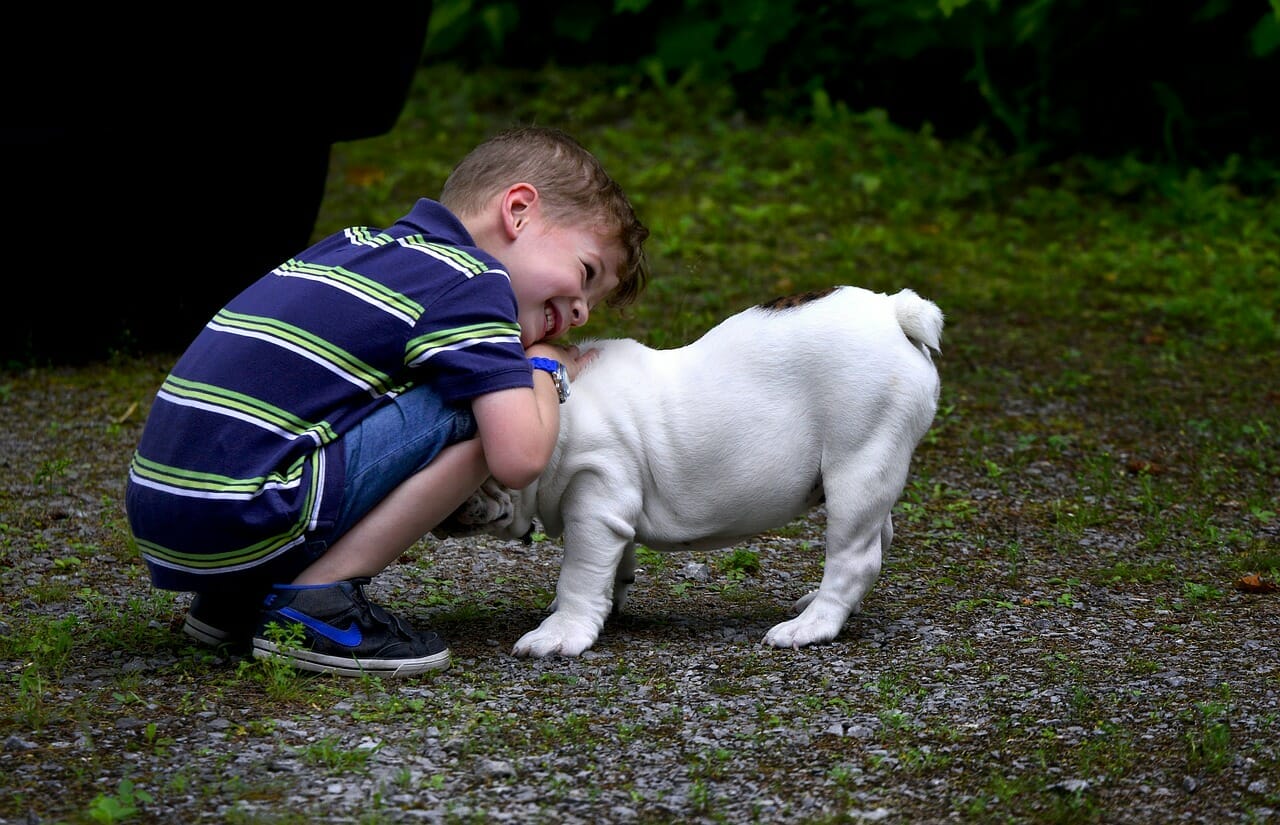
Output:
top-left (543, 304), bottom-right (559, 339)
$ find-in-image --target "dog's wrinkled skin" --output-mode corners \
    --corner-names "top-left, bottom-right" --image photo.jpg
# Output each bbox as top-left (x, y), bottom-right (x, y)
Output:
top-left (436, 477), bottom-right (516, 538)
top-left (438, 286), bottom-right (944, 657)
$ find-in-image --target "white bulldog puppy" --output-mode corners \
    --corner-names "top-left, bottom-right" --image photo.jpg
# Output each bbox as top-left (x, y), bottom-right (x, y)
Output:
top-left (442, 285), bottom-right (944, 657)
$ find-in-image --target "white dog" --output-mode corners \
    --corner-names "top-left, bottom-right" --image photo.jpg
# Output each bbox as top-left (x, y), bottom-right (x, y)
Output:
top-left (440, 285), bottom-right (943, 657)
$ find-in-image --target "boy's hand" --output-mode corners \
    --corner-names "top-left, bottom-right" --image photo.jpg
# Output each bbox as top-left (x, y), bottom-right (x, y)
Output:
top-left (527, 343), bottom-right (598, 381)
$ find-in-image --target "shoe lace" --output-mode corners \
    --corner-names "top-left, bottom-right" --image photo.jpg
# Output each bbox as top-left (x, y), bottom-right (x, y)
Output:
top-left (348, 577), bottom-right (422, 641)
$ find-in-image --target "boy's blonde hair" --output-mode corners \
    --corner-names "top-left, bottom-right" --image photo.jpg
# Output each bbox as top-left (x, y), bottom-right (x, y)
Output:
top-left (440, 126), bottom-right (649, 308)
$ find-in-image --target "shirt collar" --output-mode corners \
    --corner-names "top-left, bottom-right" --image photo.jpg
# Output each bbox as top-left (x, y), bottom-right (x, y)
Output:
top-left (396, 198), bottom-right (474, 245)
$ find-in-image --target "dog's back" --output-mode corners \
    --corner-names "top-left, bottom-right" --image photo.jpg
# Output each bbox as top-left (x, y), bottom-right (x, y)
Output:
top-left (581, 285), bottom-right (942, 369)
top-left (745, 284), bottom-right (941, 355)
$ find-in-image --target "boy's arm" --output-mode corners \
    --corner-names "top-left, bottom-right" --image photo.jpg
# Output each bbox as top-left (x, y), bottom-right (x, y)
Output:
top-left (471, 378), bottom-right (560, 490)
top-left (471, 345), bottom-right (595, 490)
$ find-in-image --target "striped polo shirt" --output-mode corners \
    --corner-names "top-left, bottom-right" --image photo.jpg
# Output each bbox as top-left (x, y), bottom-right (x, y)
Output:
top-left (126, 199), bottom-right (532, 589)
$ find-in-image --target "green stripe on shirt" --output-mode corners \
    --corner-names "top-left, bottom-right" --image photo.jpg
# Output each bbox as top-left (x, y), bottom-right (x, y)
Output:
top-left (399, 235), bottom-right (492, 276)
top-left (275, 258), bottom-right (425, 321)
top-left (130, 451), bottom-right (306, 496)
top-left (405, 321), bottom-right (523, 364)
top-left (135, 453), bottom-right (321, 569)
top-left (161, 375), bottom-right (338, 442)
top-left (212, 309), bottom-right (396, 395)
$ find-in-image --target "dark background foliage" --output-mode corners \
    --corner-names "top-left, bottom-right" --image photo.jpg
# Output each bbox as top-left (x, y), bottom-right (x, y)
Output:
top-left (426, 0), bottom-right (1280, 184)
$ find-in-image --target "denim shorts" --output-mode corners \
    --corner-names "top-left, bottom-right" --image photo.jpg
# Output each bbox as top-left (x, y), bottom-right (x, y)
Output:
top-left (187, 384), bottom-right (477, 594)
top-left (310, 383), bottom-right (477, 551)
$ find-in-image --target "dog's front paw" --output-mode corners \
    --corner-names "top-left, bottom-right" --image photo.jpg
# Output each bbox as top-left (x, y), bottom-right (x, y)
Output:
top-left (511, 613), bottom-right (600, 658)
top-left (763, 616), bottom-right (841, 649)
top-left (763, 598), bottom-right (851, 649)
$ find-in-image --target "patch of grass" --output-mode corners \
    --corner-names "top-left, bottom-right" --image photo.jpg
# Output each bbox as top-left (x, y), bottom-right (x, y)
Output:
top-left (238, 621), bottom-right (312, 701)
top-left (764, 518), bottom-right (811, 539)
top-left (1179, 580), bottom-right (1224, 606)
top-left (85, 777), bottom-right (154, 824)
top-left (12, 665), bottom-right (54, 731)
top-left (1183, 700), bottom-right (1235, 774)
top-left (1091, 559), bottom-right (1181, 586)
top-left (1123, 655), bottom-right (1163, 675)
top-left (712, 547), bottom-right (761, 581)
top-left (633, 543), bottom-right (666, 574)
top-left (1233, 543), bottom-right (1280, 580)
top-left (296, 734), bottom-right (378, 773)
top-left (1, 615), bottom-right (79, 707)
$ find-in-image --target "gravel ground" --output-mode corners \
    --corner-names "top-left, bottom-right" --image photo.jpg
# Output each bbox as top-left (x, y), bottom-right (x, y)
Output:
top-left (2, 355), bottom-right (1278, 824)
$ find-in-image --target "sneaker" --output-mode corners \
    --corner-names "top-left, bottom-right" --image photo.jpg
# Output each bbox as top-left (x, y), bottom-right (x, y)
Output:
top-left (251, 578), bottom-right (450, 677)
top-left (183, 591), bottom-right (267, 649)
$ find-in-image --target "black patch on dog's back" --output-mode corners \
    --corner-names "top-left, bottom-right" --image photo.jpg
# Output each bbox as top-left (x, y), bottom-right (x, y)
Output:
top-left (758, 286), bottom-right (839, 311)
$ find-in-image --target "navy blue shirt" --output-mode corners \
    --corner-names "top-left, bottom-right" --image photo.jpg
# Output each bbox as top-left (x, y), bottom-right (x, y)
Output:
top-left (126, 199), bottom-right (532, 589)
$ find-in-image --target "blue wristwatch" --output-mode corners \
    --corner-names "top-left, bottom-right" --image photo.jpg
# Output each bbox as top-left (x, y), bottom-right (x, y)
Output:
top-left (529, 356), bottom-right (571, 403)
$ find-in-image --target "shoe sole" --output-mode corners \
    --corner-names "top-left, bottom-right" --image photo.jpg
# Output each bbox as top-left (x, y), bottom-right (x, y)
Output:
top-left (251, 639), bottom-right (451, 677)
top-left (183, 614), bottom-right (233, 647)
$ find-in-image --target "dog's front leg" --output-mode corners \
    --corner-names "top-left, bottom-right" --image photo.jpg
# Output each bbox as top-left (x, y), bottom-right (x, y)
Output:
top-left (512, 509), bottom-right (636, 658)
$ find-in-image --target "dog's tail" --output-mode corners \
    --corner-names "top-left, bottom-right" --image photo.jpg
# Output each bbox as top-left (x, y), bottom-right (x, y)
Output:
top-left (892, 288), bottom-right (944, 359)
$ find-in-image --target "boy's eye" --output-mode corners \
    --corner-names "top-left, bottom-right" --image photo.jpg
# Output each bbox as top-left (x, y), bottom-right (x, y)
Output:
top-left (583, 263), bottom-right (596, 282)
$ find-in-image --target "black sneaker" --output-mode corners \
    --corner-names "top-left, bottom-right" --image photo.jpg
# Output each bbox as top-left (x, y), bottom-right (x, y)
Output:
top-left (251, 578), bottom-right (450, 677)
top-left (183, 591), bottom-right (267, 649)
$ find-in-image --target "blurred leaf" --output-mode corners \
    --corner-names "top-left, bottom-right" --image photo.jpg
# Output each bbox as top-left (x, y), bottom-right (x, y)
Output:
top-left (1234, 573), bottom-right (1278, 593)
top-left (1250, 11), bottom-right (1280, 56)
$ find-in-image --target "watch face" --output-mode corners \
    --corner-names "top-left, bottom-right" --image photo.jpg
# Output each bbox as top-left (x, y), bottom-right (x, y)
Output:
top-left (555, 364), bottom-right (570, 402)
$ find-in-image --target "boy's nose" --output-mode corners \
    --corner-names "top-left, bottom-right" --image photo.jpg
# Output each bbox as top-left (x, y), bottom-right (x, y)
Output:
top-left (570, 299), bottom-right (588, 327)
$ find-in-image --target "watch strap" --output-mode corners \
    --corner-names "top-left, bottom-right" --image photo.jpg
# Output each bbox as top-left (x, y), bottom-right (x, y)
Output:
top-left (528, 357), bottom-right (560, 374)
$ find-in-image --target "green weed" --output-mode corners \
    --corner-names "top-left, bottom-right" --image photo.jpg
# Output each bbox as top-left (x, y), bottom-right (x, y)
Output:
top-left (1180, 581), bottom-right (1224, 605)
top-left (240, 620), bottom-right (310, 700)
top-left (713, 548), bottom-right (761, 581)
top-left (13, 665), bottom-right (53, 730)
top-left (297, 735), bottom-right (378, 772)
top-left (1184, 700), bottom-right (1235, 773)
top-left (634, 544), bottom-right (666, 573)
top-left (85, 778), bottom-right (154, 824)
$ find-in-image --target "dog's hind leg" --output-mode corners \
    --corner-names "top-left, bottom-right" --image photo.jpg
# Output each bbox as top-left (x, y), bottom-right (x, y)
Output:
top-left (764, 462), bottom-right (901, 649)
top-left (790, 514), bottom-right (892, 615)
top-left (611, 541), bottom-right (638, 616)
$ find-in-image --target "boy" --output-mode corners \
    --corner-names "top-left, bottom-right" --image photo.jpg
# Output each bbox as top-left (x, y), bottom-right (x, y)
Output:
top-left (125, 126), bottom-right (649, 678)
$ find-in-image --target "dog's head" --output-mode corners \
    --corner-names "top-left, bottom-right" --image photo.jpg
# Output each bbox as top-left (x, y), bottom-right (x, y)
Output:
top-left (432, 477), bottom-right (540, 543)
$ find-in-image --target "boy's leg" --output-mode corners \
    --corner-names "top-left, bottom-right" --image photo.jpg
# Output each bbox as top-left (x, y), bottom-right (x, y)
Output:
top-left (183, 434), bottom-right (484, 650)
top-left (253, 386), bottom-right (488, 677)
top-left (183, 587), bottom-right (272, 648)
top-left (292, 438), bottom-right (487, 584)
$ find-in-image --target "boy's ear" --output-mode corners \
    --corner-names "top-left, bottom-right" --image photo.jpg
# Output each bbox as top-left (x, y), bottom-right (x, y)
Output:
top-left (502, 183), bottom-right (539, 239)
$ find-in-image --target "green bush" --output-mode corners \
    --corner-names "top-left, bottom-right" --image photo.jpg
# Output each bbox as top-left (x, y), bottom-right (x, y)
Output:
top-left (423, 0), bottom-right (1280, 185)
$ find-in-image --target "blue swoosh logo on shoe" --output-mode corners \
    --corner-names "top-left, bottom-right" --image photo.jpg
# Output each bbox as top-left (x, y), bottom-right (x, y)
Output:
top-left (278, 607), bottom-right (363, 647)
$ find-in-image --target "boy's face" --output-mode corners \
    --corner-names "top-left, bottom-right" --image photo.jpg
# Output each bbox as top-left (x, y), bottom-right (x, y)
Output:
top-left (505, 219), bottom-right (622, 348)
